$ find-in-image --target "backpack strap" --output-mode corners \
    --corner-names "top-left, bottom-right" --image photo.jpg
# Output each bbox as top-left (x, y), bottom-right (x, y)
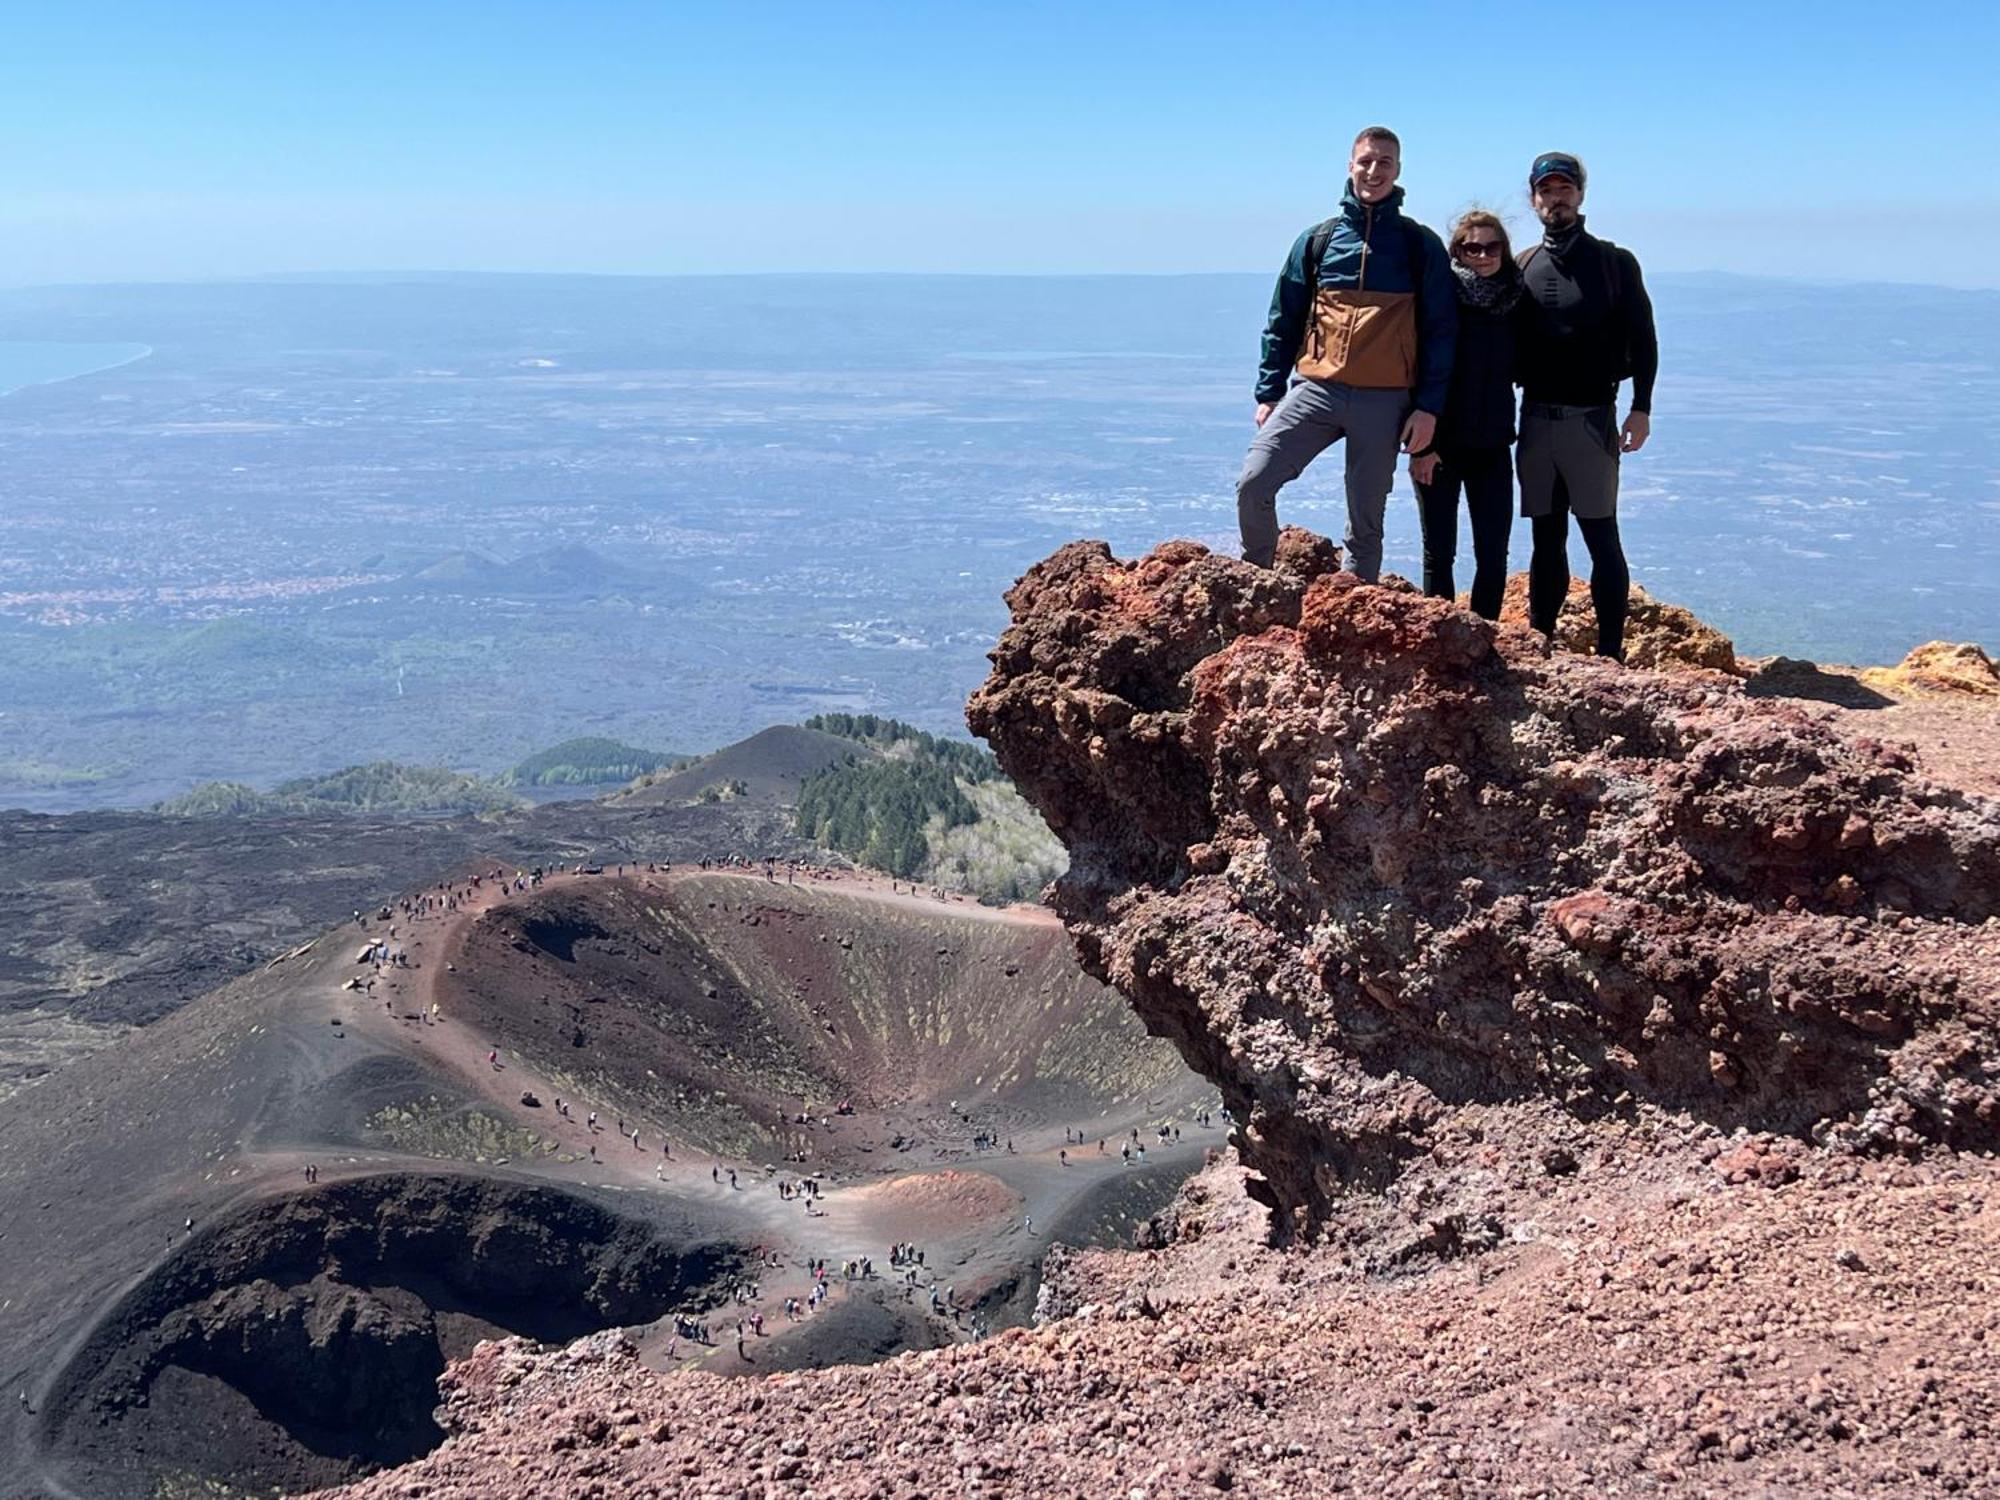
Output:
top-left (1594, 236), bottom-right (1624, 307)
top-left (1303, 217), bottom-right (1337, 300)
top-left (1405, 220), bottom-right (1432, 287)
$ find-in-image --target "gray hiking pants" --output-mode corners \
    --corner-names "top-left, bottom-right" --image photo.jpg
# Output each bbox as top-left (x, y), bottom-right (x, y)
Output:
top-left (1236, 380), bottom-right (1407, 579)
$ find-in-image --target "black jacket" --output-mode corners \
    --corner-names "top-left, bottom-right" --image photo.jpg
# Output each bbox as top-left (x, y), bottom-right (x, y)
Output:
top-left (1435, 295), bottom-right (1517, 450)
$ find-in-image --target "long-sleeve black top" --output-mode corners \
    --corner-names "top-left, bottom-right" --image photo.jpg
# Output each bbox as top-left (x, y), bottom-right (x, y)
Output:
top-left (1514, 222), bottom-right (1658, 413)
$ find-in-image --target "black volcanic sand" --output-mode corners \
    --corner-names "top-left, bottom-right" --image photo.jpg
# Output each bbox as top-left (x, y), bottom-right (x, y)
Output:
top-left (0, 792), bottom-right (803, 1091)
top-left (0, 868), bottom-right (1211, 1500)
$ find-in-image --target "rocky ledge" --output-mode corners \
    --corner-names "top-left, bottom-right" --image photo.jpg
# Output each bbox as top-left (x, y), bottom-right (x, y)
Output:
top-left (967, 532), bottom-right (2000, 1240)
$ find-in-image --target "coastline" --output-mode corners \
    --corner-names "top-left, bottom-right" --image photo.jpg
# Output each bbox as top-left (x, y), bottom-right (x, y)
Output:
top-left (0, 341), bottom-right (154, 397)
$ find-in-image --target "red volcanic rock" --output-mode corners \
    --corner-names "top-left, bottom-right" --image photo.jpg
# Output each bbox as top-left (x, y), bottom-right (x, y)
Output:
top-left (968, 534), bottom-right (2000, 1240)
top-left (1860, 640), bottom-right (2000, 699)
top-left (1494, 572), bottom-right (1742, 674)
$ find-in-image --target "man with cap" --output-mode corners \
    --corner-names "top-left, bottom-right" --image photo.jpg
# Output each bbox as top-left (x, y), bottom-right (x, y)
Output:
top-left (1514, 151), bottom-right (1658, 661)
top-left (1236, 126), bottom-right (1457, 578)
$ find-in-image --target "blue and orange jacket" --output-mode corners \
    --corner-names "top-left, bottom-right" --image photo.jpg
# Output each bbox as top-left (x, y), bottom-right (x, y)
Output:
top-left (1254, 183), bottom-right (1457, 413)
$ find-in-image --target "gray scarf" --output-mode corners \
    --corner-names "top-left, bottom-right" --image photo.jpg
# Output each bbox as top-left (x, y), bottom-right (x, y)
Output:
top-left (1453, 260), bottom-right (1522, 315)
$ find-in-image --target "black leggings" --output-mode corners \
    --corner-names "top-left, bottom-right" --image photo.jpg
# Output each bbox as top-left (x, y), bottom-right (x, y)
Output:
top-left (1414, 444), bottom-right (1513, 619)
top-left (1528, 483), bottom-right (1628, 661)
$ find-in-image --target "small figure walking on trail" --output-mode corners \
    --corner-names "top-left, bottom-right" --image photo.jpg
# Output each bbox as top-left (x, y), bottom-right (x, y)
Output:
top-left (728, 1168), bottom-right (739, 1189)
top-left (1060, 1149), bottom-right (1068, 1167)
top-left (17, 1390), bottom-right (29, 1415)
top-left (487, 1049), bottom-right (501, 1071)
top-left (1024, 1214), bottom-right (1034, 1235)
top-left (712, 1165), bottom-right (720, 1184)
top-left (588, 1143), bottom-right (598, 1163)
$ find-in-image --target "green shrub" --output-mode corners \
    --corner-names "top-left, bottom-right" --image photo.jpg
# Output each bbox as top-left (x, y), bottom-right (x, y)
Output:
top-left (803, 713), bottom-right (998, 783)
top-left (505, 736), bottom-right (682, 786)
top-left (158, 762), bottom-right (525, 817)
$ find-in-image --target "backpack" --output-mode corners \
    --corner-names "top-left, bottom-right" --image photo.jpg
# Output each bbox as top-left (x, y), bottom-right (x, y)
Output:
top-left (1519, 236), bottom-right (1634, 381)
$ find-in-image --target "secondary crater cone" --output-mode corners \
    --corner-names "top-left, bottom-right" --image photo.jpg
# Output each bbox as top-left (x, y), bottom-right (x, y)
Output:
top-left (439, 871), bottom-right (1196, 1163)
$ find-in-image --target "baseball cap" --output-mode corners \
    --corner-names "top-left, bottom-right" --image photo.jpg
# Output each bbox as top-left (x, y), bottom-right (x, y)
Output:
top-left (1529, 152), bottom-right (1585, 190)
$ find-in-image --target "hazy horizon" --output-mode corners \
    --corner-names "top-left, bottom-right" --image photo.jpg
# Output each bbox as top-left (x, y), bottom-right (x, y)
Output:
top-left (9, 267), bottom-right (2000, 296)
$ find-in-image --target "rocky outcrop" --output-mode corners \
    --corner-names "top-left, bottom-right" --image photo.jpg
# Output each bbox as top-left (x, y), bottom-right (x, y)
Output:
top-left (1494, 573), bottom-right (1741, 674)
top-left (1860, 640), bottom-right (2000, 698)
top-left (969, 534), bottom-right (2000, 1239)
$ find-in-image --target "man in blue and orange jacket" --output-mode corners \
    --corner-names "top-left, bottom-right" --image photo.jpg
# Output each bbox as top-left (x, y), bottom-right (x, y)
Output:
top-left (1237, 126), bottom-right (1457, 579)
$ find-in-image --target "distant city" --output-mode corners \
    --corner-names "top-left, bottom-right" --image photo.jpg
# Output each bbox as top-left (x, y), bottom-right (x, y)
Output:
top-left (0, 272), bottom-right (1995, 813)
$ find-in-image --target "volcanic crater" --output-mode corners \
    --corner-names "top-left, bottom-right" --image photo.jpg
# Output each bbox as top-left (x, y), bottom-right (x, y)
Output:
top-left (3, 863), bottom-right (1210, 1500)
top-left (443, 874), bottom-right (1196, 1161)
top-left (38, 1173), bottom-right (748, 1497)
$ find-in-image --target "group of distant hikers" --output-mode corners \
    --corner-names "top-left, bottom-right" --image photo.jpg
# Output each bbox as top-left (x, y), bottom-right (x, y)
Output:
top-left (1237, 132), bottom-right (1657, 663)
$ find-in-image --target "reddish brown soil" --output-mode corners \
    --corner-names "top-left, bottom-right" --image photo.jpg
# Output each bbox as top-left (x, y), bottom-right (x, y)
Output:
top-left (311, 1125), bottom-right (2000, 1500)
top-left (1741, 658), bottom-right (2000, 800)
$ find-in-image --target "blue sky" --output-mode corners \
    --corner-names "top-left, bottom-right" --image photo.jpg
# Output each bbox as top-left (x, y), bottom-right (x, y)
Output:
top-left (0, 0), bottom-right (1993, 286)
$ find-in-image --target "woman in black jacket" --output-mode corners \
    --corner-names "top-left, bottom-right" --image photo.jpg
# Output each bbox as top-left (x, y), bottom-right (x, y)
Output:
top-left (1408, 210), bottom-right (1522, 619)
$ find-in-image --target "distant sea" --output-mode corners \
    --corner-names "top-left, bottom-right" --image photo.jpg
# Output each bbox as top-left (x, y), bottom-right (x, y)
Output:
top-left (0, 341), bottom-right (151, 395)
top-left (0, 273), bottom-right (1993, 814)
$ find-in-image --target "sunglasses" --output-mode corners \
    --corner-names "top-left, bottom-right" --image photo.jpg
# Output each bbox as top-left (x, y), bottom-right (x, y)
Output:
top-left (1457, 240), bottom-right (1503, 258)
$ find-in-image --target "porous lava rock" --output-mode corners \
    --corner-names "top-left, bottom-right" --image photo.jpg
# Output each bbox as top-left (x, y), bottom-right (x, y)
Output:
top-left (968, 535), bottom-right (2000, 1239)
top-left (1860, 640), bottom-right (2000, 699)
top-left (1494, 572), bottom-right (1741, 674)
